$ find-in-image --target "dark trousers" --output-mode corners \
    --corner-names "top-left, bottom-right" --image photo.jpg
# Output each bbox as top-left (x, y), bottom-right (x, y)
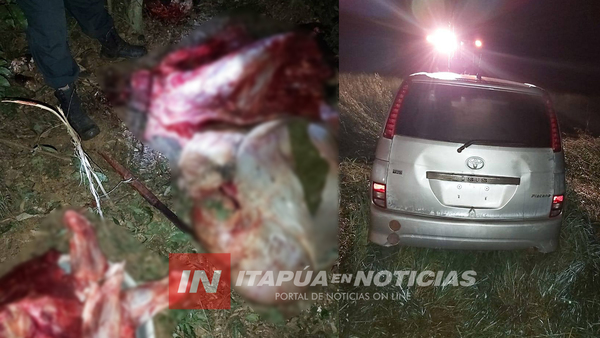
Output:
top-left (16, 0), bottom-right (113, 89)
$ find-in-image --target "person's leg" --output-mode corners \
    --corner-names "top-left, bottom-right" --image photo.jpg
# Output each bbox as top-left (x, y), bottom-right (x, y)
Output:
top-left (16, 0), bottom-right (79, 89)
top-left (16, 0), bottom-right (100, 140)
top-left (63, 0), bottom-right (113, 40)
top-left (64, 0), bottom-right (146, 58)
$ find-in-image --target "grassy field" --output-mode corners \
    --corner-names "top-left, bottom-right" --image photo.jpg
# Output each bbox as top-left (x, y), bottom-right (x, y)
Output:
top-left (338, 73), bottom-right (600, 337)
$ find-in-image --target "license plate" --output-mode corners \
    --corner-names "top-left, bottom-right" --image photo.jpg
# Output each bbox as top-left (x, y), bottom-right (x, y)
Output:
top-left (463, 176), bottom-right (488, 183)
top-left (426, 172), bottom-right (520, 185)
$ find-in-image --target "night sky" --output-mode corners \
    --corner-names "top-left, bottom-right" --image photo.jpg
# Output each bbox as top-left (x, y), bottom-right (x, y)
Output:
top-left (340, 0), bottom-right (600, 95)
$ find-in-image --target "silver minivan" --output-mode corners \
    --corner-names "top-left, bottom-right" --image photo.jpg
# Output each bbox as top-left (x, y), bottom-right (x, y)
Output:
top-left (370, 72), bottom-right (565, 253)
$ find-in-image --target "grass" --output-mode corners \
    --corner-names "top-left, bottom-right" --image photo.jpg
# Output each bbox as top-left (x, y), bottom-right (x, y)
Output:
top-left (339, 73), bottom-right (401, 159)
top-left (564, 134), bottom-right (600, 222)
top-left (551, 93), bottom-right (600, 136)
top-left (338, 72), bottom-right (600, 337)
top-left (0, 186), bottom-right (10, 219)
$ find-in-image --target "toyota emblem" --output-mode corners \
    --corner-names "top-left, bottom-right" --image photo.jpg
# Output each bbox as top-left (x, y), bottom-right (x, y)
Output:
top-left (466, 156), bottom-right (485, 170)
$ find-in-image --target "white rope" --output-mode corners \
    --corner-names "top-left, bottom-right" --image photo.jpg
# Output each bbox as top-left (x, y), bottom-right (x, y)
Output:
top-left (1, 99), bottom-right (108, 219)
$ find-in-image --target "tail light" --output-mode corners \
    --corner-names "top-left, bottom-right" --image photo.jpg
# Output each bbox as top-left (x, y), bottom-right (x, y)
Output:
top-left (383, 83), bottom-right (410, 139)
top-left (373, 182), bottom-right (386, 208)
top-left (544, 97), bottom-right (562, 152)
top-left (550, 194), bottom-right (564, 217)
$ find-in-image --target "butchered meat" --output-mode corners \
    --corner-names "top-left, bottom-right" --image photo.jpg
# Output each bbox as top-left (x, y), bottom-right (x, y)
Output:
top-left (0, 211), bottom-right (170, 338)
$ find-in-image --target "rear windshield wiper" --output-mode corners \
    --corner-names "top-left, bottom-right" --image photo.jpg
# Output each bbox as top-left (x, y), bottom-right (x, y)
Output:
top-left (457, 140), bottom-right (528, 153)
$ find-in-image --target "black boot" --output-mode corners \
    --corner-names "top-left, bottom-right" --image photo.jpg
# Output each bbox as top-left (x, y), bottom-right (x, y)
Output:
top-left (54, 84), bottom-right (100, 141)
top-left (99, 27), bottom-right (147, 59)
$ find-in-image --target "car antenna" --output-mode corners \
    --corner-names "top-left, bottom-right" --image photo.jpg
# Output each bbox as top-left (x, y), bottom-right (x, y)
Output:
top-left (476, 53), bottom-right (482, 80)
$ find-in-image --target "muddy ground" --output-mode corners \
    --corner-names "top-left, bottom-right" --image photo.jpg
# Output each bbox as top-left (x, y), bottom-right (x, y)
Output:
top-left (0, 1), bottom-right (338, 337)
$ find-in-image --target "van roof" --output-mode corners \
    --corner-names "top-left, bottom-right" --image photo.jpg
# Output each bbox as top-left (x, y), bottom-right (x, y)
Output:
top-left (409, 72), bottom-right (546, 95)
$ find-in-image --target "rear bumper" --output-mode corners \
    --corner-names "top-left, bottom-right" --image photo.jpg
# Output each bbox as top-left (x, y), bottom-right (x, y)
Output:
top-left (369, 205), bottom-right (562, 253)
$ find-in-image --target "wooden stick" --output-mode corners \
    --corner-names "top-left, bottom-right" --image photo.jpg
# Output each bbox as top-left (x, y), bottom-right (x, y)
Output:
top-left (98, 151), bottom-right (197, 240)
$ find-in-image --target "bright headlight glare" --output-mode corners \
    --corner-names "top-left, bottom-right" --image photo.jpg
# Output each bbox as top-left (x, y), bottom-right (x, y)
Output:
top-left (426, 29), bottom-right (457, 54)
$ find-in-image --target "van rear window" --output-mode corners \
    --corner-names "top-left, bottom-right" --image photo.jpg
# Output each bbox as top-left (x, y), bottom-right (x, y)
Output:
top-left (395, 83), bottom-right (551, 148)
